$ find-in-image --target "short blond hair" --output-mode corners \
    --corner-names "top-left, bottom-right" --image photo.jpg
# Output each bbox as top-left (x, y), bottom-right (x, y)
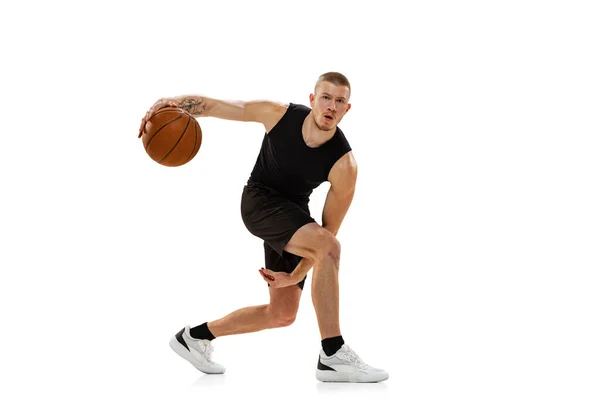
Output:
top-left (315, 72), bottom-right (351, 96)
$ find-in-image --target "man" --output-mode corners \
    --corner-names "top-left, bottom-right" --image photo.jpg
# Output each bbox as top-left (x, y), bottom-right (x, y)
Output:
top-left (139, 72), bottom-right (388, 383)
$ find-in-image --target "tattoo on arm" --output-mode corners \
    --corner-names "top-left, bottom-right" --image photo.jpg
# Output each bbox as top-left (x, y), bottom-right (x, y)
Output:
top-left (180, 98), bottom-right (206, 116)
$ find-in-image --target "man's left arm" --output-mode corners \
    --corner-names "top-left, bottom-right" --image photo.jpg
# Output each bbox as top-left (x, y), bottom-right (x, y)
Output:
top-left (322, 152), bottom-right (358, 236)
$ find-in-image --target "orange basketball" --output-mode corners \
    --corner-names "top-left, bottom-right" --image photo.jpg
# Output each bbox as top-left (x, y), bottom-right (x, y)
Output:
top-left (139, 107), bottom-right (202, 167)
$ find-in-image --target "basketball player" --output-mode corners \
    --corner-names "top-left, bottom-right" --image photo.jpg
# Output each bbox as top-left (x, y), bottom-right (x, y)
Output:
top-left (139, 72), bottom-right (388, 383)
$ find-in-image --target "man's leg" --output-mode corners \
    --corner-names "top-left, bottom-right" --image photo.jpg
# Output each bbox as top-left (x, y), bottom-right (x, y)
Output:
top-left (282, 222), bottom-right (389, 383)
top-left (204, 285), bottom-right (302, 337)
top-left (170, 278), bottom-right (302, 375)
top-left (282, 223), bottom-right (341, 340)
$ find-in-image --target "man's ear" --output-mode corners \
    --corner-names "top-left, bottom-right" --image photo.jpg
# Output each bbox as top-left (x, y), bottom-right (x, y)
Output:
top-left (309, 93), bottom-right (315, 107)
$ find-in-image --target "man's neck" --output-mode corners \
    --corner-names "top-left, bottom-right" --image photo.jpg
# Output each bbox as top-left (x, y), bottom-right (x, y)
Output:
top-left (302, 112), bottom-right (336, 148)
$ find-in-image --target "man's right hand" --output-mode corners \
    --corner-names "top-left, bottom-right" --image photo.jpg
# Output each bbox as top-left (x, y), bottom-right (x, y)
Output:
top-left (138, 98), bottom-right (179, 138)
top-left (259, 268), bottom-right (298, 288)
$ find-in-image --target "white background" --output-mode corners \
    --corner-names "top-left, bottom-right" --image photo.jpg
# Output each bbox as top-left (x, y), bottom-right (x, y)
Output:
top-left (1, 0), bottom-right (599, 399)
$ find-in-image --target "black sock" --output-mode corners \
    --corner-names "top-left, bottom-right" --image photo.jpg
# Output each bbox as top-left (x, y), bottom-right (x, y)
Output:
top-left (322, 335), bottom-right (344, 356)
top-left (189, 322), bottom-right (215, 341)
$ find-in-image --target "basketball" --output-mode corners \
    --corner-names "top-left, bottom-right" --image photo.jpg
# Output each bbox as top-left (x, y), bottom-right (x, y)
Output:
top-left (139, 107), bottom-right (202, 167)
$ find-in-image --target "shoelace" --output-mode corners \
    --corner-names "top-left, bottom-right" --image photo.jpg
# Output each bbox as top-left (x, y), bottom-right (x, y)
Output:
top-left (338, 346), bottom-right (369, 369)
top-left (198, 341), bottom-right (214, 362)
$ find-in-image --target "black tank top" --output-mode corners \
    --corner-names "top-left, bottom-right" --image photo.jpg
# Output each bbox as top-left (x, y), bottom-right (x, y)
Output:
top-left (248, 103), bottom-right (352, 203)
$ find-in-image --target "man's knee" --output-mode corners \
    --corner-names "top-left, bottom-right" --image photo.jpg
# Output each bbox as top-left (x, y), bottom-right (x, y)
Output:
top-left (268, 306), bottom-right (297, 327)
top-left (314, 229), bottom-right (341, 266)
top-left (272, 313), bottom-right (297, 328)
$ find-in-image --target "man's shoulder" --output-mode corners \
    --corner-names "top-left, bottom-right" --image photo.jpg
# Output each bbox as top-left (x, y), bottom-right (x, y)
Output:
top-left (266, 102), bottom-right (309, 133)
top-left (289, 102), bottom-right (310, 111)
top-left (265, 101), bottom-right (309, 114)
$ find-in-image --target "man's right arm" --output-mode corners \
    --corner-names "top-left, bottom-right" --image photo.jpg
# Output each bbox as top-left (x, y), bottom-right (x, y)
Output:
top-left (152, 95), bottom-right (287, 132)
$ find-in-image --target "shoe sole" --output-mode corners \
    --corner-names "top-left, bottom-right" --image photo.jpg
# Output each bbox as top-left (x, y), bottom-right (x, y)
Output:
top-left (316, 369), bottom-right (389, 383)
top-left (169, 336), bottom-right (224, 374)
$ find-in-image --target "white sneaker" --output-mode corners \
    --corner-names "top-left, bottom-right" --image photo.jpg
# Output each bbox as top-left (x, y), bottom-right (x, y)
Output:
top-left (316, 344), bottom-right (388, 383)
top-left (169, 326), bottom-right (225, 374)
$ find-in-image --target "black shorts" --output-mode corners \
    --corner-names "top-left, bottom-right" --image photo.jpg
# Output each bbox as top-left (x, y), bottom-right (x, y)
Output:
top-left (240, 181), bottom-right (315, 289)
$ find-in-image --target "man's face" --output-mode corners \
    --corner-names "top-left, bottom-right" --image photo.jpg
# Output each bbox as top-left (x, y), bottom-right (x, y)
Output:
top-left (309, 82), bottom-right (351, 131)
